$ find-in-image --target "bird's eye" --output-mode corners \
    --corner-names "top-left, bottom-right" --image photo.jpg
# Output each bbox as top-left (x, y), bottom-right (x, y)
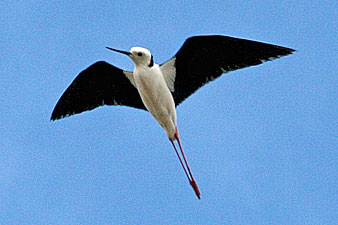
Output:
top-left (137, 52), bottom-right (143, 57)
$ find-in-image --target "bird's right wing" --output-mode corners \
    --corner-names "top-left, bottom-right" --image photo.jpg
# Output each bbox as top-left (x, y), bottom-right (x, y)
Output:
top-left (51, 61), bottom-right (146, 120)
top-left (160, 35), bottom-right (295, 106)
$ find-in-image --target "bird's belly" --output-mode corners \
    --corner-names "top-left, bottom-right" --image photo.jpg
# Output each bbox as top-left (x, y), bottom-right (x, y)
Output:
top-left (136, 74), bottom-right (177, 139)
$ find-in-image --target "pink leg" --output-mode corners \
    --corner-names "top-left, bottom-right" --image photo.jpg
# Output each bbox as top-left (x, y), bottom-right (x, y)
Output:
top-left (170, 140), bottom-right (190, 181)
top-left (170, 128), bottom-right (201, 199)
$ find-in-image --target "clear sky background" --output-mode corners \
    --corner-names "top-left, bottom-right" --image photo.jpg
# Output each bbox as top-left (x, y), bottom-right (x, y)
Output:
top-left (1, 1), bottom-right (337, 224)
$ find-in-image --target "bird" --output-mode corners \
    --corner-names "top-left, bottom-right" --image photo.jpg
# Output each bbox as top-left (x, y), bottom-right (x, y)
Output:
top-left (51, 35), bottom-right (295, 199)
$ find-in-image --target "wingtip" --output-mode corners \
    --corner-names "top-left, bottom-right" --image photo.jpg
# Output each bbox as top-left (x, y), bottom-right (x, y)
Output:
top-left (50, 111), bottom-right (65, 121)
top-left (287, 47), bottom-right (296, 54)
top-left (280, 46), bottom-right (296, 55)
top-left (270, 46), bottom-right (296, 61)
top-left (50, 116), bottom-right (58, 121)
top-left (50, 110), bottom-right (58, 121)
top-left (50, 113), bottom-right (55, 121)
top-left (50, 114), bottom-right (66, 121)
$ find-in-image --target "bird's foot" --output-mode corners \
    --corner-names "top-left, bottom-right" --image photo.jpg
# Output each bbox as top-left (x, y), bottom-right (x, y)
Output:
top-left (190, 179), bottom-right (201, 199)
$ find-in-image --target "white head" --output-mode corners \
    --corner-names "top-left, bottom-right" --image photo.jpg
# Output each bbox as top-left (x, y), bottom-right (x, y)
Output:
top-left (106, 46), bottom-right (154, 67)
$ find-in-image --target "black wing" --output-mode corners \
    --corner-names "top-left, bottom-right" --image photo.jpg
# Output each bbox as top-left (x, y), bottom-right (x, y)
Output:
top-left (161, 35), bottom-right (295, 106)
top-left (51, 61), bottom-right (146, 120)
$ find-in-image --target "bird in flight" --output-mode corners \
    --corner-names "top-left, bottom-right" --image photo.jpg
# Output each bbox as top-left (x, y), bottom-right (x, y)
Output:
top-left (51, 35), bottom-right (295, 199)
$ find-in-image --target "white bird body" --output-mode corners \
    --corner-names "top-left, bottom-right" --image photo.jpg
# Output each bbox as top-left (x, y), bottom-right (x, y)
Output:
top-left (127, 47), bottom-right (200, 197)
top-left (134, 63), bottom-right (177, 140)
top-left (130, 47), bottom-right (177, 140)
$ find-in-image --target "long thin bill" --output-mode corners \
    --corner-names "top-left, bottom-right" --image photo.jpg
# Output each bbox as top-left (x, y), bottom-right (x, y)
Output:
top-left (106, 47), bottom-right (131, 56)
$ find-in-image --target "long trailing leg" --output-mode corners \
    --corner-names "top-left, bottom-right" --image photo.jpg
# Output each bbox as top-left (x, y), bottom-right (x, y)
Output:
top-left (169, 128), bottom-right (201, 199)
top-left (170, 140), bottom-right (190, 181)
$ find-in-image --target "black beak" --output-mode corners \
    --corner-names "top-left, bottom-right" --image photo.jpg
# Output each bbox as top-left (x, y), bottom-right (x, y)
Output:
top-left (106, 47), bottom-right (131, 56)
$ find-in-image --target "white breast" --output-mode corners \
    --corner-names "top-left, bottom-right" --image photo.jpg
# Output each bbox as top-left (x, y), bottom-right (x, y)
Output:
top-left (134, 64), bottom-right (177, 139)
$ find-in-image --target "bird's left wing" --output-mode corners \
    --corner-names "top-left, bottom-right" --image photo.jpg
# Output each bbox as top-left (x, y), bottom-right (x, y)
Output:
top-left (160, 35), bottom-right (295, 106)
top-left (51, 61), bottom-right (146, 120)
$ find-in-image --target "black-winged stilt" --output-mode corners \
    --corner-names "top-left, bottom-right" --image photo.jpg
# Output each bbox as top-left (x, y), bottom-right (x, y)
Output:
top-left (51, 35), bottom-right (295, 199)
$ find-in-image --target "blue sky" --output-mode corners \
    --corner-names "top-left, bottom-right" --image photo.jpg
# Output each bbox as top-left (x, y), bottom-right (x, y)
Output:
top-left (1, 1), bottom-right (337, 224)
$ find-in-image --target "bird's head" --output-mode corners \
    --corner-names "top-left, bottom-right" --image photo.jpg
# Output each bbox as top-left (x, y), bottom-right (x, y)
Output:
top-left (130, 47), bottom-right (153, 66)
top-left (106, 46), bottom-right (154, 67)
